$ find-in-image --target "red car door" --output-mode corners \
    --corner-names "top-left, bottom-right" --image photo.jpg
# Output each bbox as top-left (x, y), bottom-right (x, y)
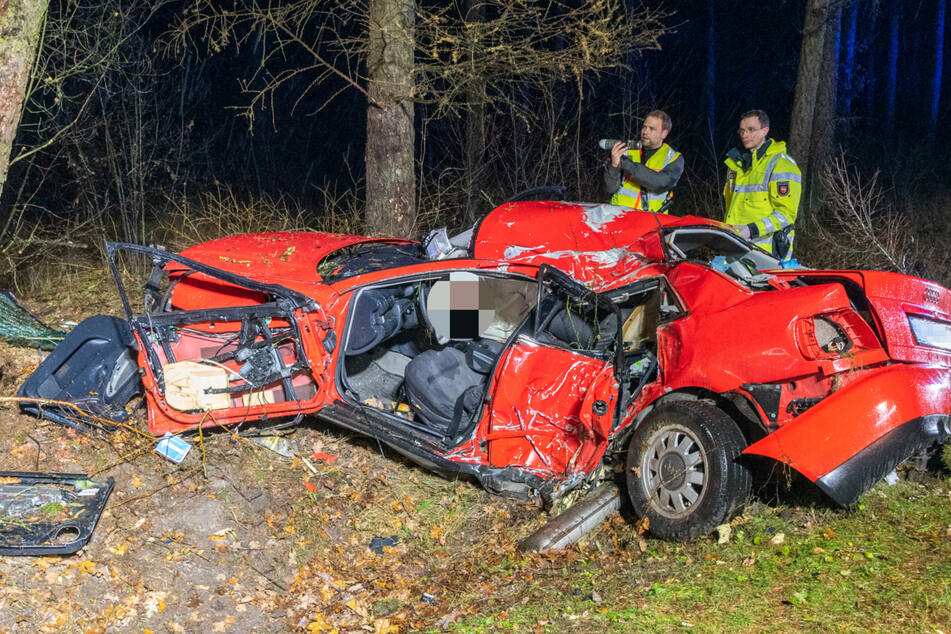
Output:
top-left (483, 266), bottom-right (620, 478)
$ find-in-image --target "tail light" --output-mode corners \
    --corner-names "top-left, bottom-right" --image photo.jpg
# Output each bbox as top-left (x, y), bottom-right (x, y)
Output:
top-left (796, 310), bottom-right (878, 360)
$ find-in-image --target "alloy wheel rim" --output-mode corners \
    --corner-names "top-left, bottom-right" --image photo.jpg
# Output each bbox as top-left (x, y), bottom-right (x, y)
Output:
top-left (641, 424), bottom-right (708, 518)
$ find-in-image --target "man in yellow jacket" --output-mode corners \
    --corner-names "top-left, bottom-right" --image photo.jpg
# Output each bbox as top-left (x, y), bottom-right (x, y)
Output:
top-left (605, 110), bottom-right (684, 213)
top-left (723, 109), bottom-right (801, 260)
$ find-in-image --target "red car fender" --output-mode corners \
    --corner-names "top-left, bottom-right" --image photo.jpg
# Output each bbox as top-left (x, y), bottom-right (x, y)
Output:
top-left (743, 363), bottom-right (951, 481)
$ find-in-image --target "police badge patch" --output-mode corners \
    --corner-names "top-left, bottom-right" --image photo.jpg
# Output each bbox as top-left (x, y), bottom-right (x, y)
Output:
top-left (777, 181), bottom-right (790, 196)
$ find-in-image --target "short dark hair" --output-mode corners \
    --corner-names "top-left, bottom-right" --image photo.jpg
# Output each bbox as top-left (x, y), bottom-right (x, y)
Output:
top-left (645, 109), bottom-right (672, 132)
top-left (741, 109), bottom-right (770, 128)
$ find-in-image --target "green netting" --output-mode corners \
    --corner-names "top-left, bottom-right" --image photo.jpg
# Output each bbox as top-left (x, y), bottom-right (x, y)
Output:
top-left (0, 293), bottom-right (66, 350)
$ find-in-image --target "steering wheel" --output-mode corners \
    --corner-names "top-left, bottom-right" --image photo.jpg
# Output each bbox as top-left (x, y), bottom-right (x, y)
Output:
top-left (416, 282), bottom-right (432, 333)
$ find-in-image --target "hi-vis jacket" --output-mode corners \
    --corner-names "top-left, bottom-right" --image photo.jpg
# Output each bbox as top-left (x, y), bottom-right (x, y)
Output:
top-left (723, 139), bottom-right (801, 256)
top-left (607, 143), bottom-right (683, 213)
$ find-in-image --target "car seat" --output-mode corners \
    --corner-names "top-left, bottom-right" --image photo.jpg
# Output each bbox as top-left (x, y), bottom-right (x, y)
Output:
top-left (402, 339), bottom-right (503, 438)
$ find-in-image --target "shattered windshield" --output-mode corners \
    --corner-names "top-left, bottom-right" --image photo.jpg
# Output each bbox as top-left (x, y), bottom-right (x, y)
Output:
top-left (665, 227), bottom-right (783, 286)
top-left (317, 242), bottom-right (426, 283)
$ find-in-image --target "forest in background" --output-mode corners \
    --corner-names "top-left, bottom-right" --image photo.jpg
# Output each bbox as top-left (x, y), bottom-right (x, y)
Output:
top-left (1, 0), bottom-right (950, 290)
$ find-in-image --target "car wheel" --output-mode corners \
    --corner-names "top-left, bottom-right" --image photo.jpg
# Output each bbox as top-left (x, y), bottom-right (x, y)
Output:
top-left (626, 400), bottom-right (750, 541)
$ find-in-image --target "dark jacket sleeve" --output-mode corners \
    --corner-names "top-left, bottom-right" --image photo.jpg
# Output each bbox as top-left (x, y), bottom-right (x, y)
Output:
top-left (617, 154), bottom-right (684, 193)
top-left (604, 164), bottom-right (624, 194)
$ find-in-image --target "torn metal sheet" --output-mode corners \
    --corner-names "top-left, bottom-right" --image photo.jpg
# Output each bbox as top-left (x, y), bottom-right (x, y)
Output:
top-left (0, 472), bottom-right (114, 556)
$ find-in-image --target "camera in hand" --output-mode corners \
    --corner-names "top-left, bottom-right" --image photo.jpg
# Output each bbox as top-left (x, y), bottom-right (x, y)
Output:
top-left (599, 139), bottom-right (641, 150)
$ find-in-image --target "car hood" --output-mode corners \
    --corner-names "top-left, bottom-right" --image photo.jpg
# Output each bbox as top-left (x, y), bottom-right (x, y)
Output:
top-left (175, 231), bottom-right (400, 292)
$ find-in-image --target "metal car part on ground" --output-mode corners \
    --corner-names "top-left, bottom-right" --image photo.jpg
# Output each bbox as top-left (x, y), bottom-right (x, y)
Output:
top-left (0, 472), bottom-right (114, 556)
top-left (18, 201), bottom-right (951, 541)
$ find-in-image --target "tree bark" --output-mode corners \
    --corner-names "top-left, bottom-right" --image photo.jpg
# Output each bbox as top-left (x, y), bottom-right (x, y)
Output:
top-left (366, 0), bottom-right (416, 238)
top-left (884, 0), bottom-right (899, 141)
top-left (839, 0), bottom-right (858, 122)
top-left (0, 0), bottom-right (50, 199)
top-left (463, 0), bottom-right (486, 225)
top-left (704, 0), bottom-right (716, 144)
top-left (929, 0), bottom-right (945, 147)
top-left (789, 0), bottom-right (829, 163)
top-left (807, 2), bottom-right (841, 213)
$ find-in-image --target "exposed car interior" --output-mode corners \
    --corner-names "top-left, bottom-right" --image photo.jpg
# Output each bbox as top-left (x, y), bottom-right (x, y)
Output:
top-left (665, 227), bottom-right (782, 287)
top-left (340, 270), bottom-right (670, 443)
top-left (341, 272), bottom-right (537, 438)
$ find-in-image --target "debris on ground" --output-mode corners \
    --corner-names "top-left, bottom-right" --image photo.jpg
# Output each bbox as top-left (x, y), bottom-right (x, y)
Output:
top-left (0, 472), bottom-right (113, 555)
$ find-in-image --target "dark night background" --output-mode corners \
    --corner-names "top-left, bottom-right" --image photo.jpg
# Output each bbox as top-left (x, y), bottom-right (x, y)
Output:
top-left (2, 0), bottom-right (948, 280)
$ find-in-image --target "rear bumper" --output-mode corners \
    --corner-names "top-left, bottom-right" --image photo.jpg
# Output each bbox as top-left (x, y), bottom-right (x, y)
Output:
top-left (815, 415), bottom-right (950, 505)
top-left (744, 364), bottom-right (951, 503)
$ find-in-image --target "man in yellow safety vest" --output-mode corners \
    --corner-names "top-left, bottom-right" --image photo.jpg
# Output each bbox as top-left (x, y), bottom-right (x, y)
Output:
top-left (723, 109), bottom-right (801, 260)
top-left (604, 110), bottom-right (684, 213)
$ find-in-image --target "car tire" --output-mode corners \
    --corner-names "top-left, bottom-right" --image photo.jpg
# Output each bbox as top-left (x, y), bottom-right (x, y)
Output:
top-left (626, 400), bottom-right (750, 541)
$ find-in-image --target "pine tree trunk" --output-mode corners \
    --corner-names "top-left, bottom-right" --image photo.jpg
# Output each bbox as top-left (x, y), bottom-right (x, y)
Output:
top-left (704, 0), bottom-right (716, 145)
top-left (929, 0), bottom-right (945, 146)
top-left (789, 0), bottom-right (829, 163)
top-left (0, 0), bottom-right (50, 198)
top-left (884, 0), bottom-right (899, 141)
top-left (839, 0), bottom-right (858, 122)
top-left (807, 2), bottom-right (841, 214)
top-left (463, 0), bottom-right (486, 225)
top-left (366, 0), bottom-right (416, 238)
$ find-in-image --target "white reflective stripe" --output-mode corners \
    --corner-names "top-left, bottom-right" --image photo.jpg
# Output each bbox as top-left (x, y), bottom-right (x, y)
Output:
top-left (761, 216), bottom-right (776, 234)
top-left (663, 147), bottom-right (676, 167)
top-left (764, 153), bottom-right (797, 184)
top-left (767, 209), bottom-right (792, 229)
top-left (647, 192), bottom-right (670, 201)
top-left (752, 235), bottom-right (772, 249)
top-left (770, 171), bottom-right (802, 184)
top-left (733, 184), bottom-right (768, 193)
top-left (617, 186), bottom-right (643, 199)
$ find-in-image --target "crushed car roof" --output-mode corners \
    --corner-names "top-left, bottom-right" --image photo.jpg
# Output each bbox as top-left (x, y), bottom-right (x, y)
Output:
top-left (472, 201), bottom-right (722, 289)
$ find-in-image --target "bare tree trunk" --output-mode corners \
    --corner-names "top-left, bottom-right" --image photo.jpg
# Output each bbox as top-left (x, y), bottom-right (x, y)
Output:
top-left (839, 0), bottom-right (858, 122)
top-left (366, 0), bottom-right (416, 238)
top-left (928, 0), bottom-right (945, 148)
top-left (0, 0), bottom-right (50, 198)
top-left (789, 0), bottom-right (829, 163)
top-left (884, 0), bottom-right (899, 141)
top-left (704, 0), bottom-right (716, 147)
top-left (807, 2), bottom-right (841, 214)
top-left (463, 0), bottom-right (486, 225)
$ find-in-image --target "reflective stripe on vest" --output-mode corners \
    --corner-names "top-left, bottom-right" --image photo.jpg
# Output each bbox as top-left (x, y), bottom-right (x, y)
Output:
top-left (613, 146), bottom-right (678, 212)
top-left (728, 154), bottom-right (799, 195)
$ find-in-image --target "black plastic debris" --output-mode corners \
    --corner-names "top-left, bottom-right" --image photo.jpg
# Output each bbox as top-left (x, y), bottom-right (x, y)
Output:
top-left (421, 592), bottom-right (437, 605)
top-left (0, 472), bottom-right (114, 556)
top-left (369, 535), bottom-right (399, 555)
top-left (18, 315), bottom-right (142, 433)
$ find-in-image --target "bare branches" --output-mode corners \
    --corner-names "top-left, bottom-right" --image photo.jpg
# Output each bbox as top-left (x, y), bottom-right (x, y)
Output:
top-left (813, 153), bottom-right (916, 273)
top-left (411, 0), bottom-right (667, 115)
top-left (166, 0), bottom-right (669, 123)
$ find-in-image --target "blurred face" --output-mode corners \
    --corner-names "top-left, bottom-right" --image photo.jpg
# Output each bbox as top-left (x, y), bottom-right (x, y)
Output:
top-left (640, 116), bottom-right (669, 150)
top-left (738, 116), bottom-right (769, 151)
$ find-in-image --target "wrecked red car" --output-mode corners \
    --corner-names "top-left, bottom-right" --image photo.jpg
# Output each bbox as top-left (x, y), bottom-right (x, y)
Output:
top-left (21, 201), bottom-right (951, 540)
